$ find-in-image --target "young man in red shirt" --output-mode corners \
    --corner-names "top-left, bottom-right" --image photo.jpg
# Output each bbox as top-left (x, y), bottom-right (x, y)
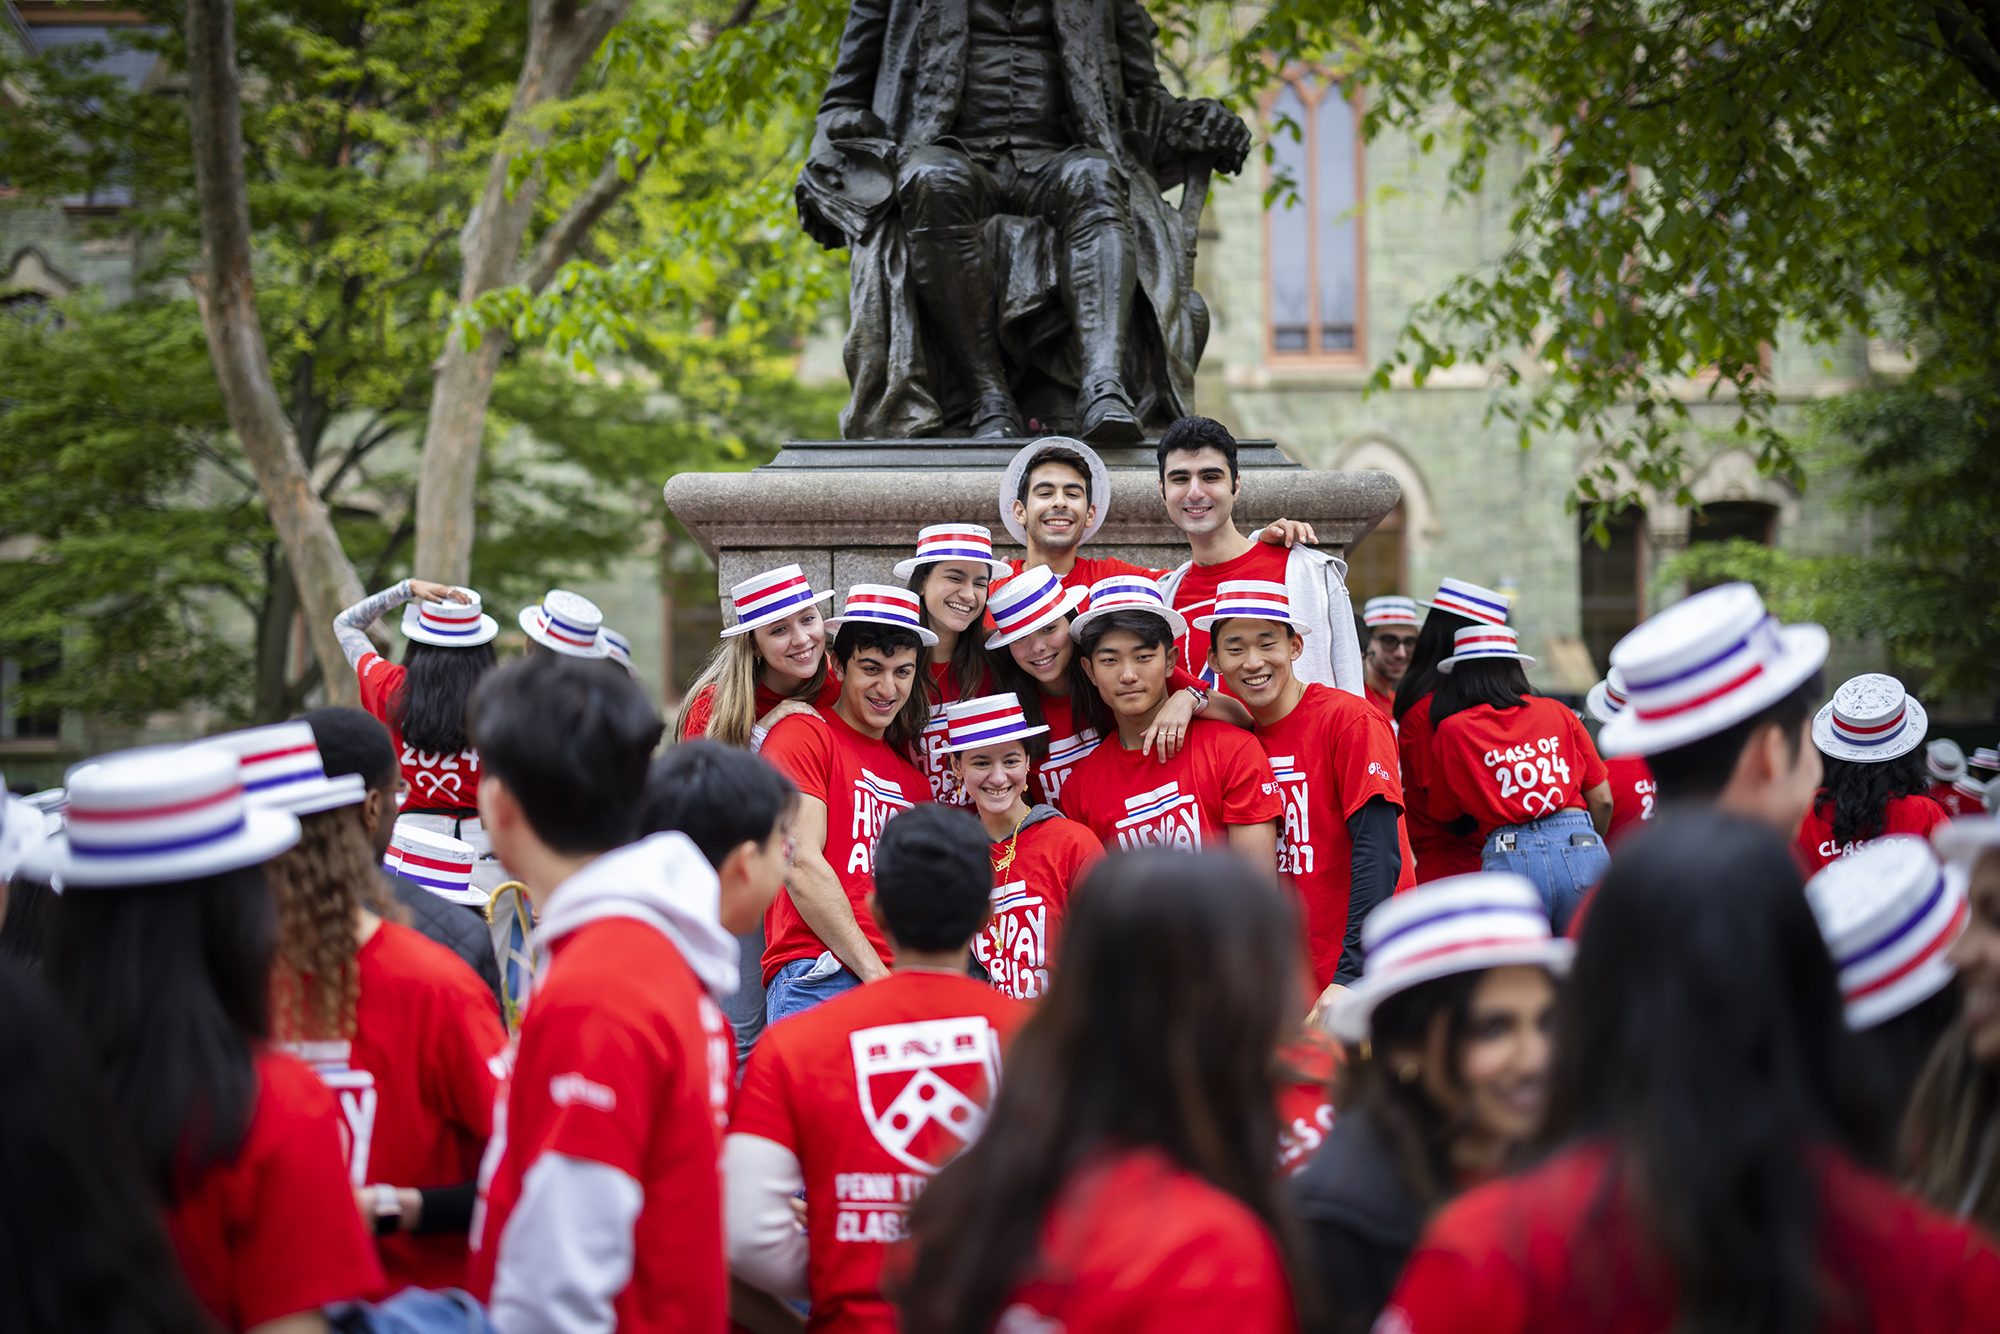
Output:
top-left (725, 804), bottom-right (1028, 1334)
top-left (465, 655), bottom-right (748, 1334)
top-left (1360, 595), bottom-right (1421, 725)
top-left (1060, 576), bottom-right (1282, 865)
top-left (1204, 580), bottom-right (1415, 996)
top-left (759, 586), bottom-right (936, 1023)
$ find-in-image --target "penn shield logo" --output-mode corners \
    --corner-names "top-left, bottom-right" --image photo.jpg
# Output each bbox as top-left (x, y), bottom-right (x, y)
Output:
top-left (850, 1017), bottom-right (1002, 1173)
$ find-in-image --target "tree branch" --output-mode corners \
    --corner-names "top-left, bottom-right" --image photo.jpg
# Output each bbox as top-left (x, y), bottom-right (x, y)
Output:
top-left (1935, 1), bottom-right (2000, 105)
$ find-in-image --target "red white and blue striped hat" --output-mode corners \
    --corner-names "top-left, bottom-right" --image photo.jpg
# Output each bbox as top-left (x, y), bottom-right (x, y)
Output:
top-left (1585, 666), bottom-right (1630, 724)
top-left (198, 721), bottom-right (366, 816)
top-left (1362, 595), bottom-right (1421, 629)
top-left (1813, 673), bottom-right (1928, 764)
top-left (519, 589), bottom-right (610, 658)
top-left (1436, 623), bottom-right (1535, 674)
top-left (1069, 575), bottom-right (1188, 641)
top-left (1599, 583), bottom-right (1829, 757)
top-left (399, 586), bottom-right (498, 647)
top-left (1974, 748), bottom-right (2000, 772)
top-left (602, 627), bottom-right (640, 680)
top-left (1928, 739), bottom-right (1968, 785)
top-left (893, 523), bottom-right (1013, 579)
top-left (940, 692), bottom-right (1050, 753)
top-left (1328, 873), bottom-right (1572, 1042)
top-left (984, 566), bottom-right (1087, 649)
top-left (1807, 836), bottom-right (1967, 1029)
top-left (1192, 579), bottom-right (1311, 634)
top-left (1419, 578), bottom-right (1510, 626)
top-left (384, 823), bottom-right (485, 906)
top-left (828, 584), bottom-right (940, 647)
top-left (720, 563), bottom-right (836, 638)
top-left (23, 746), bottom-right (300, 888)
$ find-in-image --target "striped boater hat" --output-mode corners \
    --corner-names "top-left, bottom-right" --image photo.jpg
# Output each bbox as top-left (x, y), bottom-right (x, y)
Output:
top-left (1812, 673), bottom-right (1928, 764)
top-left (384, 823), bottom-right (485, 906)
top-left (827, 584), bottom-right (940, 647)
top-left (198, 721), bottom-right (366, 816)
top-left (1974, 748), bottom-right (2000, 772)
top-left (1362, 595), bottom-right (1421, 629)
top-left (1436, 623), bottom-right (1534, 674)
top-left (1069, 575), bottom-right (1188, 641)
top-left (1806, 836), bottom-right (1967, 1030)
top-left (893, 524), bottom-right (1013, 579)
top-left (1585, 666), bottom-right (1630, 724)
top-left (1328, 873), bottom-right (1573, 1043)
top-left (399, 586), bottom-right (498, 648)
top-left (24, 746), bottom-right (300, 888)
top-left (1419, 578), bottom-right (1510, 626)
top-left (984, 566), bottom-right (1086, 649)
top-left (602, 627), bottom-right (640, 680)
top-left (720, 563), bottom-right (836, 638)
top-left (1192, 579), bottom-right (1310, 634)
top-left (1599, 583), bottom-right (1829, 757)
top-left (1928, 739), bottom-right (1969, 785)
top-left (519, 590), bottom-right (610, 658)
top-left (940, 693), bottom-right (1050, 753)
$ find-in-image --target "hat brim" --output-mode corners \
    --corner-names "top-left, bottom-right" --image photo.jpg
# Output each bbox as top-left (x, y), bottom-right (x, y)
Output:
top-left (1811, 695), bottom-right (1929, 765)
top-left (1436, 650), bottom-right (1534, 674)
top-left (518, 607), bottom-right (611, 658)
top-left (824, 615), bottom-right (940, 648)
top-left (1598, 623), bottom-right (1830, 758)
top-left (720, 587), bottom-right (835, 638)
top-left (1069, 602), bottom-right (1188, 643)
top-left (1849, 955), bottom-right (1958, 1030)
top-left (400, 605), bottom-right (500, 648)
top-left (1585, 679), bottom-right (1618, 724)
top-left (26, 806), bottom-right (301, 888)
top-left (985, 584), bottom-right (1088, 649)
top-left (939, 723), bottom-right (1052, 754)
top-left (1935, 814), bottom-right (2000, 865)
top-left (1000, 438), bottom-right (1110, 547)
top-left (1191, 610), bottom-right (1309, 635)
top-left (1326, 938), bottom-right (1575, 1044)
top-left (248, 772), bottom-right (368, 816)
top-left (892, 554), bottom-right (1015, 581)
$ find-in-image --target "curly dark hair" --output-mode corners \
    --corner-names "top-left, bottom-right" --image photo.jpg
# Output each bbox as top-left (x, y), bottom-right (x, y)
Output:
top-left (1813, 749), bottom-right (1932, 850)
top-left (264, 806), bottom-right (399, 1041)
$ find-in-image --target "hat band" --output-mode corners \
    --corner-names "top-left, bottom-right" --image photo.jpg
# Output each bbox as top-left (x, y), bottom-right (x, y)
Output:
top-left (391, 848), bottom-right (475, 876)
top-left (994, 593), bottom-right (1062, 633)
top-left (1836, 869), bottom-right (1947, 970)
top-left (734, 586), bottom-right (818, 622)
top-left (1375, 933), bottom-right (1551, 976)
top-left (950, 719), bottom-right (1034, 747)
top-left (389, 861), bottom-right (475, 892)
top-left (1433, 589), bottom-right (1509, 622)
top-left (244, 767), bottom-right (329, 794)
top-left (1605, 684), bottom-right (1626, 708)
top-left (915, 543), bottom-right (996, 562)
top-left (75, 814), bottom-right (248, 858)
top-left (1832, 704), bottom-right (1907, 745)
top-left (1632, 661), bottom-right (1764, 722)
top-left (1370, 901), bottom-right (1546, 954)
top-left (418, 612), bottom-right (485, 636)
top-left (1093, 593), bottom-right (1167, 614)
top-left (541, 610), bottom-right (599, 647)
top-left (1847, 899), bottom-right (1967, 1002)
top-left (1214, 599), bottom-right (1292, 621)
top-left (67, 783), bottom-right (240, 827)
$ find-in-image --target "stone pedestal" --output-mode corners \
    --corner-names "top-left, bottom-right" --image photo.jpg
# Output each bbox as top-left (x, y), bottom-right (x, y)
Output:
top-left (663, 439), bottom-right (1402, 609)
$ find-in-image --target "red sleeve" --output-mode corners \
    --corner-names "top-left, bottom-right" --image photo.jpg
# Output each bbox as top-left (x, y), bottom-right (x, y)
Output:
top-left (1167, 665), bottom-right (1207, 694)
top-left (1566, 706), bottom-right (1608, 790)
top-left (680, 685), bottom-right (715, 742)
top-left (726, 1030), bottom-right (799, 1151)
top-left (424, 959), bottom-right (509, 1141)
top-left (512, 1001), bottom-right (661, 1181)
top-left (1426, 722), bottom-right (1468, 824)
top-left (1333, 705), bottom-right (1405, 819)
top-left (1215, 729), bottom-right (1284, 827)
top-left (355, 652), bottom-right (402, 727)
top-left (760, 716), bottom-right (835, 805)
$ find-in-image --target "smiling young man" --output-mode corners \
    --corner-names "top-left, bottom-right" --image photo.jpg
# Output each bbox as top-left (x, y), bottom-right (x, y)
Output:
top-left (1058, 577), bottom-right (1282, 867)
top-left (1204, 581), bottom-right (1414, 996)
top-left (758, 585), bottom-right (936, 1023)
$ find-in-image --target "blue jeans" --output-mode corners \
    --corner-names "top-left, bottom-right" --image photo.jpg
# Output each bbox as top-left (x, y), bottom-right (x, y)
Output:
top-left (1482, 808), bottom-right (1609, 935)
top-left (765, 953), bottom-right (861, 1027)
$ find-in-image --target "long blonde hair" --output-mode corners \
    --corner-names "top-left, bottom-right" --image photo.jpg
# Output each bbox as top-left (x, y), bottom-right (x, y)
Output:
top-left (675, 629), bottom-right (830, 748)
top-left (1901, 1020), bottom-right (2000, 1231)
top-left (263, 806), bottom-right (399, 1041)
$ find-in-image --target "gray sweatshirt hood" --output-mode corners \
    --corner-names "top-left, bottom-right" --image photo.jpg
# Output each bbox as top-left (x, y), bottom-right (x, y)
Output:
top-left (533, 831), bottom-right (740, 998)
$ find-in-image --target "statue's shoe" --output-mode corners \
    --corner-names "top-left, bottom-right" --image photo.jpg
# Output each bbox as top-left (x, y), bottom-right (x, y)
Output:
top-left (970, 395), bottom-right (1024, 438)
top-left (1078, 389), bottom-right (1143, 443)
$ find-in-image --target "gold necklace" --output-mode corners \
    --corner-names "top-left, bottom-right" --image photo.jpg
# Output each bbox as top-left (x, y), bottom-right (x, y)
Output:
top-left (992, 810), bottom-right (1031, 880)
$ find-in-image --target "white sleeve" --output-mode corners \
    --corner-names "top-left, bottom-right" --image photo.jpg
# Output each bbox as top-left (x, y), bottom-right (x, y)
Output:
top-left (1321, 554), bottom-right (1365, 698)
top-left (489, 1152), bottom-right (643, 1334)
top-left (724, 1132), bottom-right (811, 1301)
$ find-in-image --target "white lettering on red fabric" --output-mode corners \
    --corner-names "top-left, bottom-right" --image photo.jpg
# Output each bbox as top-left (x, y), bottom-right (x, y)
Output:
top-left (1269, 757), bottom-right (1315, 876)
top-left (1634, 777), bottom-right (1657, 822)
top-left (975, 881), bottom-right (1050, 999)
top-left (847, 768), bottom-right (916, 874)
top-left (401, 744), bottom-right (478, 804)
top-left (849, 1017), bottom-right (1002, 1174)
top-left (1276, 1102), bottom-right (1336, 1175)
top-left (282, 1040), bottom-right (377, 1186)
top-left (1038, 728), bottom-right (1101, 807)
top-left (1482, 735), bottom-right (1571, 815)
top-left (699, 995), bottom-right (730, 1132)
top-left (1113, 780), bottom-right (1202, 853)
top-left (549, 1072), bottom-right (616, 1111)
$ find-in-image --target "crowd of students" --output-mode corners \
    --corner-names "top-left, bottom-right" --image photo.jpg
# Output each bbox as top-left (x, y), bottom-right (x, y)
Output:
top-left (4, 414), bottom-right (2000, 1334)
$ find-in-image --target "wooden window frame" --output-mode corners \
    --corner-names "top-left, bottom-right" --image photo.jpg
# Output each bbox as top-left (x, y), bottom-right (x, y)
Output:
top-left (1262, 69), bottom-right (1367, 367)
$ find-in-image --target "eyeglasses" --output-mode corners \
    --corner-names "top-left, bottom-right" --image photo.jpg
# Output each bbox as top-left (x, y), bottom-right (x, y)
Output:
top-left (1374, 634), bottom-right (1418, 653)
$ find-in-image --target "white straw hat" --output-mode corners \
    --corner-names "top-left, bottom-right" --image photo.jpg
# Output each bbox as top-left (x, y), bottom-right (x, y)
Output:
top-left (826, 585), bottom-right (940, 647)
top-left (939, 693), bottom-right (1050, 753)
top-left (196, 721), bottom-right (366, 816)
top-left (384, 823), bottom-right (486, 906)
top-left (1806, 836), bottom-right (1967, 1029)
top-left (519, 590), bottom-right (611, 658)
top-left (602, 627), bottom-right (640, 680)
top-left (1418, 578), bottom-right (1510, 626)
top-left (893, 524), bottom-right (1014, 580)
top-left (1435, 623), bottom-right (1534, 674)
top-left (720, 563), bottom-right (836, 638)
top-left (1973, 748), bottom-right (2000, 772)
top-left (1585, 666), bottom-right (1630, 724)
top-left (984, 566), bottom-right (1087, 649)
top-left (24, 746), bottom-right (300, 888)
top-left (399, 587), bottom-right (498, 648)
top-left (1935, 808), bottom-right (2000, 866)
top-left (1069, 575), bottom-right (1188, 641)
top-left (1928, 739), bottom-right (1969, 785)
top-left (1191, 579), bottom-right (1310, 635)
top-left (999, 437), bottom-right (1110, 546)
top-left (1362, 595), bottom-right (1421, 629)
top-left (1812, 674), bottom-right (1928, 764)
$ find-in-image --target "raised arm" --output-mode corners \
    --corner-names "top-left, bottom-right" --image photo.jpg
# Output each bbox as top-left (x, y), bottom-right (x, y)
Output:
top-left (332, 579), bottom-right (467, 667)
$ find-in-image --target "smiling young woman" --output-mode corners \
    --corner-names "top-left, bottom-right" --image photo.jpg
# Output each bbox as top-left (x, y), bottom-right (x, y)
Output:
top-left (898, 525), bottom-right (1014, 805)
top-left (676, 563), bottom-right (841, 750)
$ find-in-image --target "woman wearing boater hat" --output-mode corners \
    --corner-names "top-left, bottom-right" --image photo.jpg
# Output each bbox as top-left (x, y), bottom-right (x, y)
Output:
top-left (898, 523), bottom-right (1014, 805)
top-left (1795, 673), bottom-right (1947, 874)
top-left (1395, 579), bottom-right (1511, 883)
top-left (676, 562), bottom-right (842, 747)
top-left (1927, 738), bottom-right (1990, 820)
top-left (1585, 666), bottom-right (1657, 844)
top-left (29, 746), bottom-right (383, 1329)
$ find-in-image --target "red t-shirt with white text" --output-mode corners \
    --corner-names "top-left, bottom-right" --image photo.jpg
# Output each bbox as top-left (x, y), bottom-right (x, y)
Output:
top-left (1399, 697), bottom-right (1484, 882)
top-left (1030, 690), bottom-right (1103, 812)
top-left (760, 708), bottom-right (933, 983)
top-left (679, 672), bottom-right (842, 743)
top-left (976, 814), bottom-right (1102, 999)
top-left (166, 1051), bottom-right (384, 1330)
top-left (1382, 1140), bottom-right (2000, 1334)
top-left (914, 660), bottom-right (982, 807)
top-left (730, 970), bottom-right (1027, 1334)
top-left (1001, 1145), bottom-right (1300, 1334)
top-left (1006, 554), bottom-right (1167, 595)
top-left (469, 919), bottom-right (734, 1334)
top-left (1170, 542), bottom-right (1292, 697)
top-left (1256, 685), bottom-right (1417, 988)
top-left (1794, 793), bottom-right (1949, 875)
top-left (1605, 753), bottom-right (1657, 845)
top-left (1276, 1028), bottom-right (1341, 1177)
top-left (1929, 780), bottom-right (1988, 821)
top-left (356, 652), bottom-right (481, 812)
top-left (1429, 699), bottom-right (1609, 840)
top-left (1061, 719), bottom-right (1282, 855)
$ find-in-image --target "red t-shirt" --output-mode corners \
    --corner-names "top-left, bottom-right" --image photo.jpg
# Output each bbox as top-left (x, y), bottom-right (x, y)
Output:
top-left (976, 815), bottom-right (1103, 999)
top-left (678, 673), bottom-right (843, 743)
top-left (1795, 793), bottom-right (1950, 875)
top-left (1255, 685), bottom-right (1417, 989)
top-left (347, 921), bottom-right (508, 1289)
top-left (1275, 1028), bottom-right (1341, 1178)
top-left (914, 660), bottom-right (979, 807)
top-left (1383, 1140), bottom-right (2000, 1334)
top-left (469, 919), bottom-right (734, 1333)
top-left (1006, 554), bottom-right (1167, 594)
top-left (165, 1051), bottom-right (385, 1330)
top-left (1030, 690), bottom-right (1104, 812)
top-left (1605, 753), bottom-right (1657, 845)
top-left (356, 651), bottom-right (480, 812)
top-left (1366, 683), bottom-right (1397, 727)
top-left (730, 971), bottom-right (1028, 1334)
top-left (1399, 697), bottom-right (1484, 882)
top-left (1061, 719), bottom-right (1282, 855)
top-left (1002, 1145), bottom-right (1300, 1334)
top-left (1429, 699), bottom-right (1609, 840)
top-left (1169, 542), bottom-right (1292, 697)
top-left (1929, 780), bottom-right (1989, 821)
top-left (760, 708), bottom-right (933, 983)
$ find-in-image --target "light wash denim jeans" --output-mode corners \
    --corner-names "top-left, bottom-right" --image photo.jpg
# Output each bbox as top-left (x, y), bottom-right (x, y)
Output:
top-left (1482, 808), bottom-right (1609, 934)
top-left (765, 952), bottom-right (861, 1027)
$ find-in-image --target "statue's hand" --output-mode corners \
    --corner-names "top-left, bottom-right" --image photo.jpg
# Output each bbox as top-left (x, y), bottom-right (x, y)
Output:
top-left (820, 105), bottom-right (887, 142)
top-left (1166, 99), bottom-right (1252, 175)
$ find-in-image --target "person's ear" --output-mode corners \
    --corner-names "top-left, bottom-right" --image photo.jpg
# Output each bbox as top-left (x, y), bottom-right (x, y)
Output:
top-left (360, 785), bottom-right (384, 837)
top-left (1290, 632), bottom-right (1305, 663)
top-left (1013, 497), bottom-right (1029, 525)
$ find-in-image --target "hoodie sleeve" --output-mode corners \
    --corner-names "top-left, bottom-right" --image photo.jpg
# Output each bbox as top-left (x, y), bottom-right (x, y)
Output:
top-left (490, 1153), bottom-right (643, 1334)
top-left (724, 1134), bottom-right (811, 1301)
top-left (1288, 547), bottom-right (1365, 698)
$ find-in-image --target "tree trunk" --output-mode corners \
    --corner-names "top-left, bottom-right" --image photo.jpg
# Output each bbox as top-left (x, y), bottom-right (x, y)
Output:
top-left (183, 0), bottom-right (366, 706)
top-left (253, 549), bottom-right (300, 724)
top-left (412, 0), bottom-right (636, 584)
